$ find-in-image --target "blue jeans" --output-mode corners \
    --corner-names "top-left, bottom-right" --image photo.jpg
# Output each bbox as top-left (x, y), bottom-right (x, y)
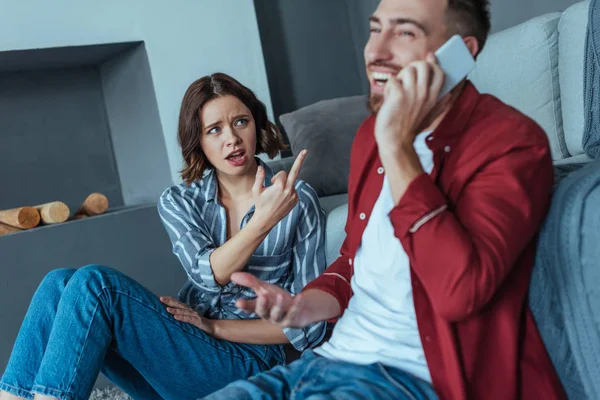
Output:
top-left (0, 266), bottom-right (284, 400)
top-left (203, 350), bottom-right (438, 400)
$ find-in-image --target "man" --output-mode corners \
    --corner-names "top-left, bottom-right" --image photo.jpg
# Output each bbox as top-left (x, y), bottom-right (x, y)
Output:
top-left (204, 0), bottom-right (566, 398)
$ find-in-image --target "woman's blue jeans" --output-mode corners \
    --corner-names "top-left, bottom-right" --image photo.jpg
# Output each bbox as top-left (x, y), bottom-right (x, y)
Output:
top-left (0, 265), bottom-right (284, 400)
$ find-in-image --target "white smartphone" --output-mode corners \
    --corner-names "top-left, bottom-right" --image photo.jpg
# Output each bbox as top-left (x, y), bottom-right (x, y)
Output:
top-left (434, 34), bottom-right (476, 99)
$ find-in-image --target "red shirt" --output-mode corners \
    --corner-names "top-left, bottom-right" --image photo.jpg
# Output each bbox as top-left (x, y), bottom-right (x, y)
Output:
top-left (305, 82), bottom-right (566, 400)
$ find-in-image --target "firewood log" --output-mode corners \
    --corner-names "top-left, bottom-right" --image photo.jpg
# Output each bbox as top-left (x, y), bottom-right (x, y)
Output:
top-left (0, 207), bottom-right (40, 229)
top-left (34, 201), bottom-right (70, 224)
top-left (74, 193), bottom-right (109, 217)
top-left (0, 222), bottom-right (22, 236)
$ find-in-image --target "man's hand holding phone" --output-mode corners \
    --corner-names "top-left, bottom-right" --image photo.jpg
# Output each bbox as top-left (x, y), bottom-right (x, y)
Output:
top-left (374, 35), bottom-right (475, 204)
top-left (374, 53), bottom-right (446, 153)
top-left (375, 34), bottom-right (476, 153)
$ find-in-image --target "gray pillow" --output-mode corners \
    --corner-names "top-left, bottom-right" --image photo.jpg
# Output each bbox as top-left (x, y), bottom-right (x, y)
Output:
top-left (279, 95), bottom-right (369, 197)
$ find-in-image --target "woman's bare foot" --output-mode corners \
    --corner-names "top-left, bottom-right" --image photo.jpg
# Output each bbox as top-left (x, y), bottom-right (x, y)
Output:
top-left (33, 395), bottom-right (59, 400)
top-left (0, 390), bottom-right (27, 400)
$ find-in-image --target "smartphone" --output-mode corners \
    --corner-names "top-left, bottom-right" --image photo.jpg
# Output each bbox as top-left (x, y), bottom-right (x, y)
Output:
top-left (434, 34), bottom-right (476, 99)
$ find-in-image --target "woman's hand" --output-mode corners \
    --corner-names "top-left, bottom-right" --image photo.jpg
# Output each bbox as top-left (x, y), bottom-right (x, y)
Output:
top-left (160, 296), bottom-right (215, 336)
top-left (251, 150), bottom-right (307, 233)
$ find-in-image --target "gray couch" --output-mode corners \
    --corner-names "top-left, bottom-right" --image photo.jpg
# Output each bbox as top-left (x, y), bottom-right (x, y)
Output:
top-left (270, 2), bottom-right (600, 398)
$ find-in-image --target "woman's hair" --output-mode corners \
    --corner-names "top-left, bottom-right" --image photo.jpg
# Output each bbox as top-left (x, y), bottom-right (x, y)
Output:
top-left (178, 72), bottom-right (287, 184)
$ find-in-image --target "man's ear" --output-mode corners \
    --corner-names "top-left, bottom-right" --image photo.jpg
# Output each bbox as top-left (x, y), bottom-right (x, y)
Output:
top-left (463, 36), bottom-right (480, 58)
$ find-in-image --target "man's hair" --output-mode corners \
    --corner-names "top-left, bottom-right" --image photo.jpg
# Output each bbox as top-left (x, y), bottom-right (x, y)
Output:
top-left (446, 0), bottom-right (491, 56)
top-left (177, 73), bottom-right (287, 184)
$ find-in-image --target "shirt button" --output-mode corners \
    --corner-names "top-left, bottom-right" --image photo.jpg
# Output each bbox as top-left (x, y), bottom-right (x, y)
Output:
top-left (444, 145), bottom-right (451, 153)
top-left (377, 167), bottom-right (384, 175)
top-left (424, 336), bottom-right (432, 342)
top-left (348, 259), bottom-right (353, 265)
top-left (359, 213), bottom-right (367, 220)
top-left (427, 136), bottom-right (434, 141)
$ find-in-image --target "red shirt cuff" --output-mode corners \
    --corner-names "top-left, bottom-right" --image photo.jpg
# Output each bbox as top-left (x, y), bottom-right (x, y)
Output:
top-left (303, 257), bottom-right (354, 322)
top-left (388, 173), bottom-right (447, 238)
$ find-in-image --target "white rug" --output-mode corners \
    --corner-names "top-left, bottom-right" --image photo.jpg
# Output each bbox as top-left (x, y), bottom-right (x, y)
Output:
top-left (89, 386), bottom-right (131, 400)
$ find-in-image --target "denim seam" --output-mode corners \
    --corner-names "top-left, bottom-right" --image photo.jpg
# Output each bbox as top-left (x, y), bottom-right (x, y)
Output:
top-left (256, 344), bottom-right (285, 371)
top-left (31, 384), bottom-right (73, 400)
top-left (377, 364), bottom-right (418, 400)
top-left (0, 381), bottom-right (33, 399)
top-left (108, 288), bottom-right (263, 362)
top-left (255, 353), bottom-right (271, 371)
top-left (65, 299), bottom-right (103, 397)
top-left (88, 284), bottom-right (261, 363)
top-left (57, 281), bottom-right (262, 397)
top-left (291, 354), bottom-right (322, 394)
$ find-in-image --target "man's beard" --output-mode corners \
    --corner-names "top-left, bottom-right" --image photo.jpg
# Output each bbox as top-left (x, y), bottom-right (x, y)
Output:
top-left (368, 92), bottom-right (384, 114)
top-left (367, 83), bottom-right (460, 129)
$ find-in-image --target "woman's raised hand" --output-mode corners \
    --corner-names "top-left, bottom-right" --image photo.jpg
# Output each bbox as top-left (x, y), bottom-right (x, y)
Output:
top-left (251, 150), bottom-right (307, 232)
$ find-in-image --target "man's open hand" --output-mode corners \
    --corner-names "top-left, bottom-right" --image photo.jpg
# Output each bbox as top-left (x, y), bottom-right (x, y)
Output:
top-left (232, 272), bottom-right (313, 329)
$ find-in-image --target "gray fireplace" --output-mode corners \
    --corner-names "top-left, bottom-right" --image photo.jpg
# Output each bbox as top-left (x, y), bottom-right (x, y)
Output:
top-left (0, 41), bottom-right (171, 212)
top-left (0, 42), bottom-right (184, 388)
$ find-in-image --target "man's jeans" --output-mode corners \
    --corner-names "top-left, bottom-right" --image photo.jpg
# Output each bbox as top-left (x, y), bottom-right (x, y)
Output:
top-left (203, 350), bottom-right (438, 400)
top-left (0, 266), bottom-right (283, 400)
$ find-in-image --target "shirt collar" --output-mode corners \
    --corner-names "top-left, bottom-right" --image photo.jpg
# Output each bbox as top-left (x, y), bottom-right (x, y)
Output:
top-left (428, 81), bottom-right (480, 147)
top-left (202, 157), bottom-right (275, 203)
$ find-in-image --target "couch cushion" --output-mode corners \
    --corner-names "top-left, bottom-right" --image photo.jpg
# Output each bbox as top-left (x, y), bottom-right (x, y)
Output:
top-left (320, 193), bottom-right (349, 215)
top-left (469, 13), bottom-right (568, 160)
top-left (279, 96), bottom-right (369, 197)
top-left (325, 203), bottom-right (348, 266)
top-left (559, 1), bottom-right (589, 157)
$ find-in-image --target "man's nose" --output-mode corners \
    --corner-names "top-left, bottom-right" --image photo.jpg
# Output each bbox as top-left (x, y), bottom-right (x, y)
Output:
top-left (365, 34), bottom-right (393, 65)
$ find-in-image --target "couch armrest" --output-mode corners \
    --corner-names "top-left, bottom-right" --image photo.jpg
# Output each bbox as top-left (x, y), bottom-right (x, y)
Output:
top-left (552, 154), bottom-right (593, 186)
top-left (531, 160), bottom-right (600, 400)
top-left (554, 163), bottom-right (587, 187)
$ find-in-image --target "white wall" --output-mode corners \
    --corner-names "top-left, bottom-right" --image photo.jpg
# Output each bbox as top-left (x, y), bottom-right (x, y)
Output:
top-left (0, 0), bottom-right (273, 185)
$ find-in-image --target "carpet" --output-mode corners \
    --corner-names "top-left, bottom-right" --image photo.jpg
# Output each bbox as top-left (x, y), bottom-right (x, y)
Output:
top-left (89, 386), bottom-right (131, 400)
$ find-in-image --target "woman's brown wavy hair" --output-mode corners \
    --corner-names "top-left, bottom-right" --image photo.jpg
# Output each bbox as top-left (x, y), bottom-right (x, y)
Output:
top-left (178, 73), bottom-right (287, 184)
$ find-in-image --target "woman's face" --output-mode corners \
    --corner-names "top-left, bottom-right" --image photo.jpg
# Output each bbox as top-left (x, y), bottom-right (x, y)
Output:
top-left (199, 95), bottom-right (258, 177)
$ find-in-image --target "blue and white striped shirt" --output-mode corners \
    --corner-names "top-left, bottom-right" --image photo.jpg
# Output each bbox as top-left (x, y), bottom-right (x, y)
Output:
top-left (157, 160), bottom-right (327, 351)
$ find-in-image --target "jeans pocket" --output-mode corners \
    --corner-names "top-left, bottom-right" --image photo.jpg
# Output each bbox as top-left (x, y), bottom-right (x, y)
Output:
top-left (261, 344), bottom-right (287, 369)
top-left (377, 364), bottom-right (420, 400)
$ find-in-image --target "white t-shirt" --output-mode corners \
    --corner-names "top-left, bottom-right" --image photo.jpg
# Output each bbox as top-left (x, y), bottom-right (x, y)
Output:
top-left (315, 131), bottom-right (435, 382)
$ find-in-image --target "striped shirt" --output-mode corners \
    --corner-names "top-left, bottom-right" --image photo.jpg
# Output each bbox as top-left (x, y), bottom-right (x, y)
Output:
top-left (157, 159), bottom-right (327, 351)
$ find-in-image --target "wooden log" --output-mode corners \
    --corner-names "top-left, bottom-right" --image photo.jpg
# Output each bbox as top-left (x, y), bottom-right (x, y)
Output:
top-left (34, 201), bottom-right (70, 224)
top-left (75, 193), bottom-right (109, 217)
top-left (0, 206), bottom-right (40, 229)
top-left (0, 222), bottom-right (22, 236)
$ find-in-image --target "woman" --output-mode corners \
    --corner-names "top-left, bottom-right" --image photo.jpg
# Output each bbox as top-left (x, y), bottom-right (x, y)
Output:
top-left (0, 73), bottom-right (327, 400)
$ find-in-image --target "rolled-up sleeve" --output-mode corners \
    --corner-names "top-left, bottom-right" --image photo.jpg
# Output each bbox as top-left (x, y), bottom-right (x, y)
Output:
top-left (389, 143), bottom-right (554, 322)
top-left (158, 188), bottom-right (221, 293)
top-left (283, 182), bottom-right (328, 351)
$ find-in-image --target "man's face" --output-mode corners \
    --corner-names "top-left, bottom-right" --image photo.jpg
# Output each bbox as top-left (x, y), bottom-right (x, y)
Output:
top-left (365, 0), bottom-right (450, 113)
